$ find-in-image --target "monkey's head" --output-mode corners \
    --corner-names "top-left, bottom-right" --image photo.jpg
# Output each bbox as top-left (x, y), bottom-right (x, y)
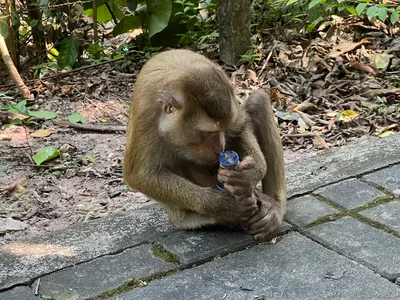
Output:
top-left (157, 67), bottom-right (239, 165)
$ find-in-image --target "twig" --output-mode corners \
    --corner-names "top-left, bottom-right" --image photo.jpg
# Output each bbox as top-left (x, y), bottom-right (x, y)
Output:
top-left (53, 120), bottom-right (126, 133)
top-left (284, 132), bottom-right (316, 138)
top-left (34, 278), bottom-right (41, 296)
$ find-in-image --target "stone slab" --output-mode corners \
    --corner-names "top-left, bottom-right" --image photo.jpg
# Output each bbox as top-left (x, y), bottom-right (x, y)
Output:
top-left (0, 205), bottom-right (173, 291)
top-left (285, 133), bottom-right (400, 198)
top-left (34, 244), bottom-right (176, 300)
top-left (359, 200), bottom-right (400, 234)
top-left (305, 216), bottom-right (400, 280)
top-left (314, 178), bottom-right (386, 209)
top-left (362, 165), bottom-right (400, 196)
top-left (111, 233), bottom-right (400, 300)
top-left (160, 222), bottom-right (291, 265)
top-left (0, 286), bottom-right (36, 300)
top-left (284, 195), bottom-right (339, 227)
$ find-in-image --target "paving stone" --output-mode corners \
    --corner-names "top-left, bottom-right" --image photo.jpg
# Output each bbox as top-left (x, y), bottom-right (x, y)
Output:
top-left (359, 200), bottom-right (400, 233)
top-left (111, 233), bottom-right (400, 300)
top-left (160, 222), bottom-right (290, 265)
top-left (0, 205), bottom-right (173, 290)
top-left (284, 195), bottom-right (339, 227)
top-left (363, 165), bottom-right (400, 195)
top-left (305, 216), bottom-right (400, 280)
top-left (285, 133), bottom-right (400, 198)
top-left (0, 286), bottom-right (36, 300)
top-left (34, 243), bottom-right (176, 300)
top-left (314, 178), bottom-right (386, 209)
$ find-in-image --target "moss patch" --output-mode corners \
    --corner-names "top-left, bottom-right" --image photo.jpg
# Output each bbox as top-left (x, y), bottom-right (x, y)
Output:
top-left (151, 244), bottom-right (181, 264)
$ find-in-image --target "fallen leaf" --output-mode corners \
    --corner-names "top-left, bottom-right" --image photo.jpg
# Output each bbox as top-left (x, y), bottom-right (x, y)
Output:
top-left (374, 53), bottom-right (392, 69)
top-left (313, 133), bottom-right (331, 150)
top-left (337, 110), bottom-right (359, 123)
top-left (326, 112), bottom-right (338, 118)
top-left (290, 102), bottom-right (318, 113)
top-left (297, 111), bottom-right (316, 127)
top-left (349, 60), bottom-right (376, 74)
top-left (30, 129), bottom-right (54, 138)
top-left (328, 38), bottom-right (373, 58)
top-left (32, 146), bottom-right (60, 165)
top-left (0, 178), bottom-right (28, 195)
top-left (2, 125), bottom-right (28, 145)
top-left (247, 69), bottom-right (258, 84)
top-left (377, 130), bottom-right (396, 137)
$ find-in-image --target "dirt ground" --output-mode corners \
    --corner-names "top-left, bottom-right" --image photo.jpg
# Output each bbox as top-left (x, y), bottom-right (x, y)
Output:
top-left (0, 63), bottom-right (320, 244)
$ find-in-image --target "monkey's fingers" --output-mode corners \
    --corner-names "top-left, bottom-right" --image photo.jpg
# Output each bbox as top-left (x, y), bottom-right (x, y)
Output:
top-left (235, 156), bottom-right (256, 171)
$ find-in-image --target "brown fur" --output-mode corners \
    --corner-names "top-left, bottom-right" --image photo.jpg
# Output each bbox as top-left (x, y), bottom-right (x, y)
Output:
top-left (123, 49), bottom-right (286, 238)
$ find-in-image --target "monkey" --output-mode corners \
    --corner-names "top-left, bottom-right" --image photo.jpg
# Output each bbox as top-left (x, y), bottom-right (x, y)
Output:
top-left (123, 49), bottom-right (286, 240)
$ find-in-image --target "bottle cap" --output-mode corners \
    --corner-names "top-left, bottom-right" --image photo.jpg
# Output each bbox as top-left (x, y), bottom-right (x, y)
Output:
top-left (219, 150), bottom-right (239, 168)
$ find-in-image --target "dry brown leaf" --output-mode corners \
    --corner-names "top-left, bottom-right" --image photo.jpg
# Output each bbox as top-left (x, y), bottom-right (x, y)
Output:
top-left (349, 60), bottom-right (376, 74)
top-left (328, 38), bottom-right (373, 58)
top-left (297, 111), bottom-right (316, 127)
top-left (313, 133), bottom-right (331, 150)
top-left (269, 87), bottom-right (290, 107)
top-left (3, 126), bottom-right (29, 145)
top-left (290, 102), bottom-right (318, 113)
top-left (328, 118), bottom-right (336, 131)
top-left (0, 178), bottom-right (28, 195)
top-left (326, 112), bottom-right (338, 118)
top-left (247, 69), bottom-right (258, 84)
top-left (30, 129), bottom-right (54, 138)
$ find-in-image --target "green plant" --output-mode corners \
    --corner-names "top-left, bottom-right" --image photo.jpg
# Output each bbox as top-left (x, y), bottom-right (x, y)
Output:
top-left (0, 100), bottom-right (57, 127)
top-left (239, 47), bottom-right (261, 65)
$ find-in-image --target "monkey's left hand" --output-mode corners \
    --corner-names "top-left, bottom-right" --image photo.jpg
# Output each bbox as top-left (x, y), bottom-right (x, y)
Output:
top-left (245, 190), bottom-right (284, 240)
top-left (217, 156), bottom-right (261, 199)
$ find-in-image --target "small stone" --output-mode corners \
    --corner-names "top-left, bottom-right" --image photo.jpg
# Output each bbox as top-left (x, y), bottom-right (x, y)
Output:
top-left (0, 218), bottom-right (27, 234)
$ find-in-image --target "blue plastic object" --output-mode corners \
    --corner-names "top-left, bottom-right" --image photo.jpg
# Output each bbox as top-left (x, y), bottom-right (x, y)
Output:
top-left (219, 150), bottom-right (239, 168)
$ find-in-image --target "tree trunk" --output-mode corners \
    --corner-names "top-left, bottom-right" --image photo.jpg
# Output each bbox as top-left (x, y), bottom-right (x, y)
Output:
top-left (217, 0), bottom-right (251, 65)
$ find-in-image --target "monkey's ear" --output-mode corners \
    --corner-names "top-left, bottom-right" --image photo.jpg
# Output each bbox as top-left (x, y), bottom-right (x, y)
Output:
top-left (159, 91), bottom-right (183, 114)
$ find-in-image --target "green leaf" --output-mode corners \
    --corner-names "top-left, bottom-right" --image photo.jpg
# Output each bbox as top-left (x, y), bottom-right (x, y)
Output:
top-left (374, 53), bottom-right (392, 69)
top-left (286, 0), bottom-right (298, 5)
top-left (27, 110), bottom-right (58, 120)
top-left (68, 112), bottom-right (86, 123)
top-left (32, 146), bottom-right (60, 165)
top-left (14, 100), bottom-right (27, 113)
top-left (308, 0), bottom-right (321, 9)
top-left (57, 37), bottom-right (79, 69)
top-left (391, 10), bottom-right (399, 25)
top-left (378, 7), bottom-right (387, 22)
top-left (4, 118), bottom-right (22, 128)
top-left (346, 6), bottom-right (357, 16)
top-left (113, 15), bottom-right (141, 36)
top-left (366, 5), bottom-right (379, 19)
top-left (147, 0), bottom-right (172, 38)
top-left (127, 0), bottom-right (139, 11)
top-left (356, 3), bottom-right (367, 16)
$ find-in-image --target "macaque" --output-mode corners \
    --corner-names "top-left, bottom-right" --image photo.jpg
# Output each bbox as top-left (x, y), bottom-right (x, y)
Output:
top-left (123, 49), bottom-right (286, 240)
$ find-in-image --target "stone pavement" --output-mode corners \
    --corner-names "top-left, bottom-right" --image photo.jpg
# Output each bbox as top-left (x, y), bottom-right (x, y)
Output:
top-left (1, 134), bottom-right (400, 300)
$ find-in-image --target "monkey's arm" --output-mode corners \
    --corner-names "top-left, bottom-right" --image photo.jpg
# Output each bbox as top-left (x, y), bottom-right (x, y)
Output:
top-left (123, 168), bottom-right (257, 223)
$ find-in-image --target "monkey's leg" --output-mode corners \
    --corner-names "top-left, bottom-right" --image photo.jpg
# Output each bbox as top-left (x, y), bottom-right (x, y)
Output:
top-left (244, 91), bottom-right (286, 211)
top-left (163, 205), bottom-right (220, 229)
